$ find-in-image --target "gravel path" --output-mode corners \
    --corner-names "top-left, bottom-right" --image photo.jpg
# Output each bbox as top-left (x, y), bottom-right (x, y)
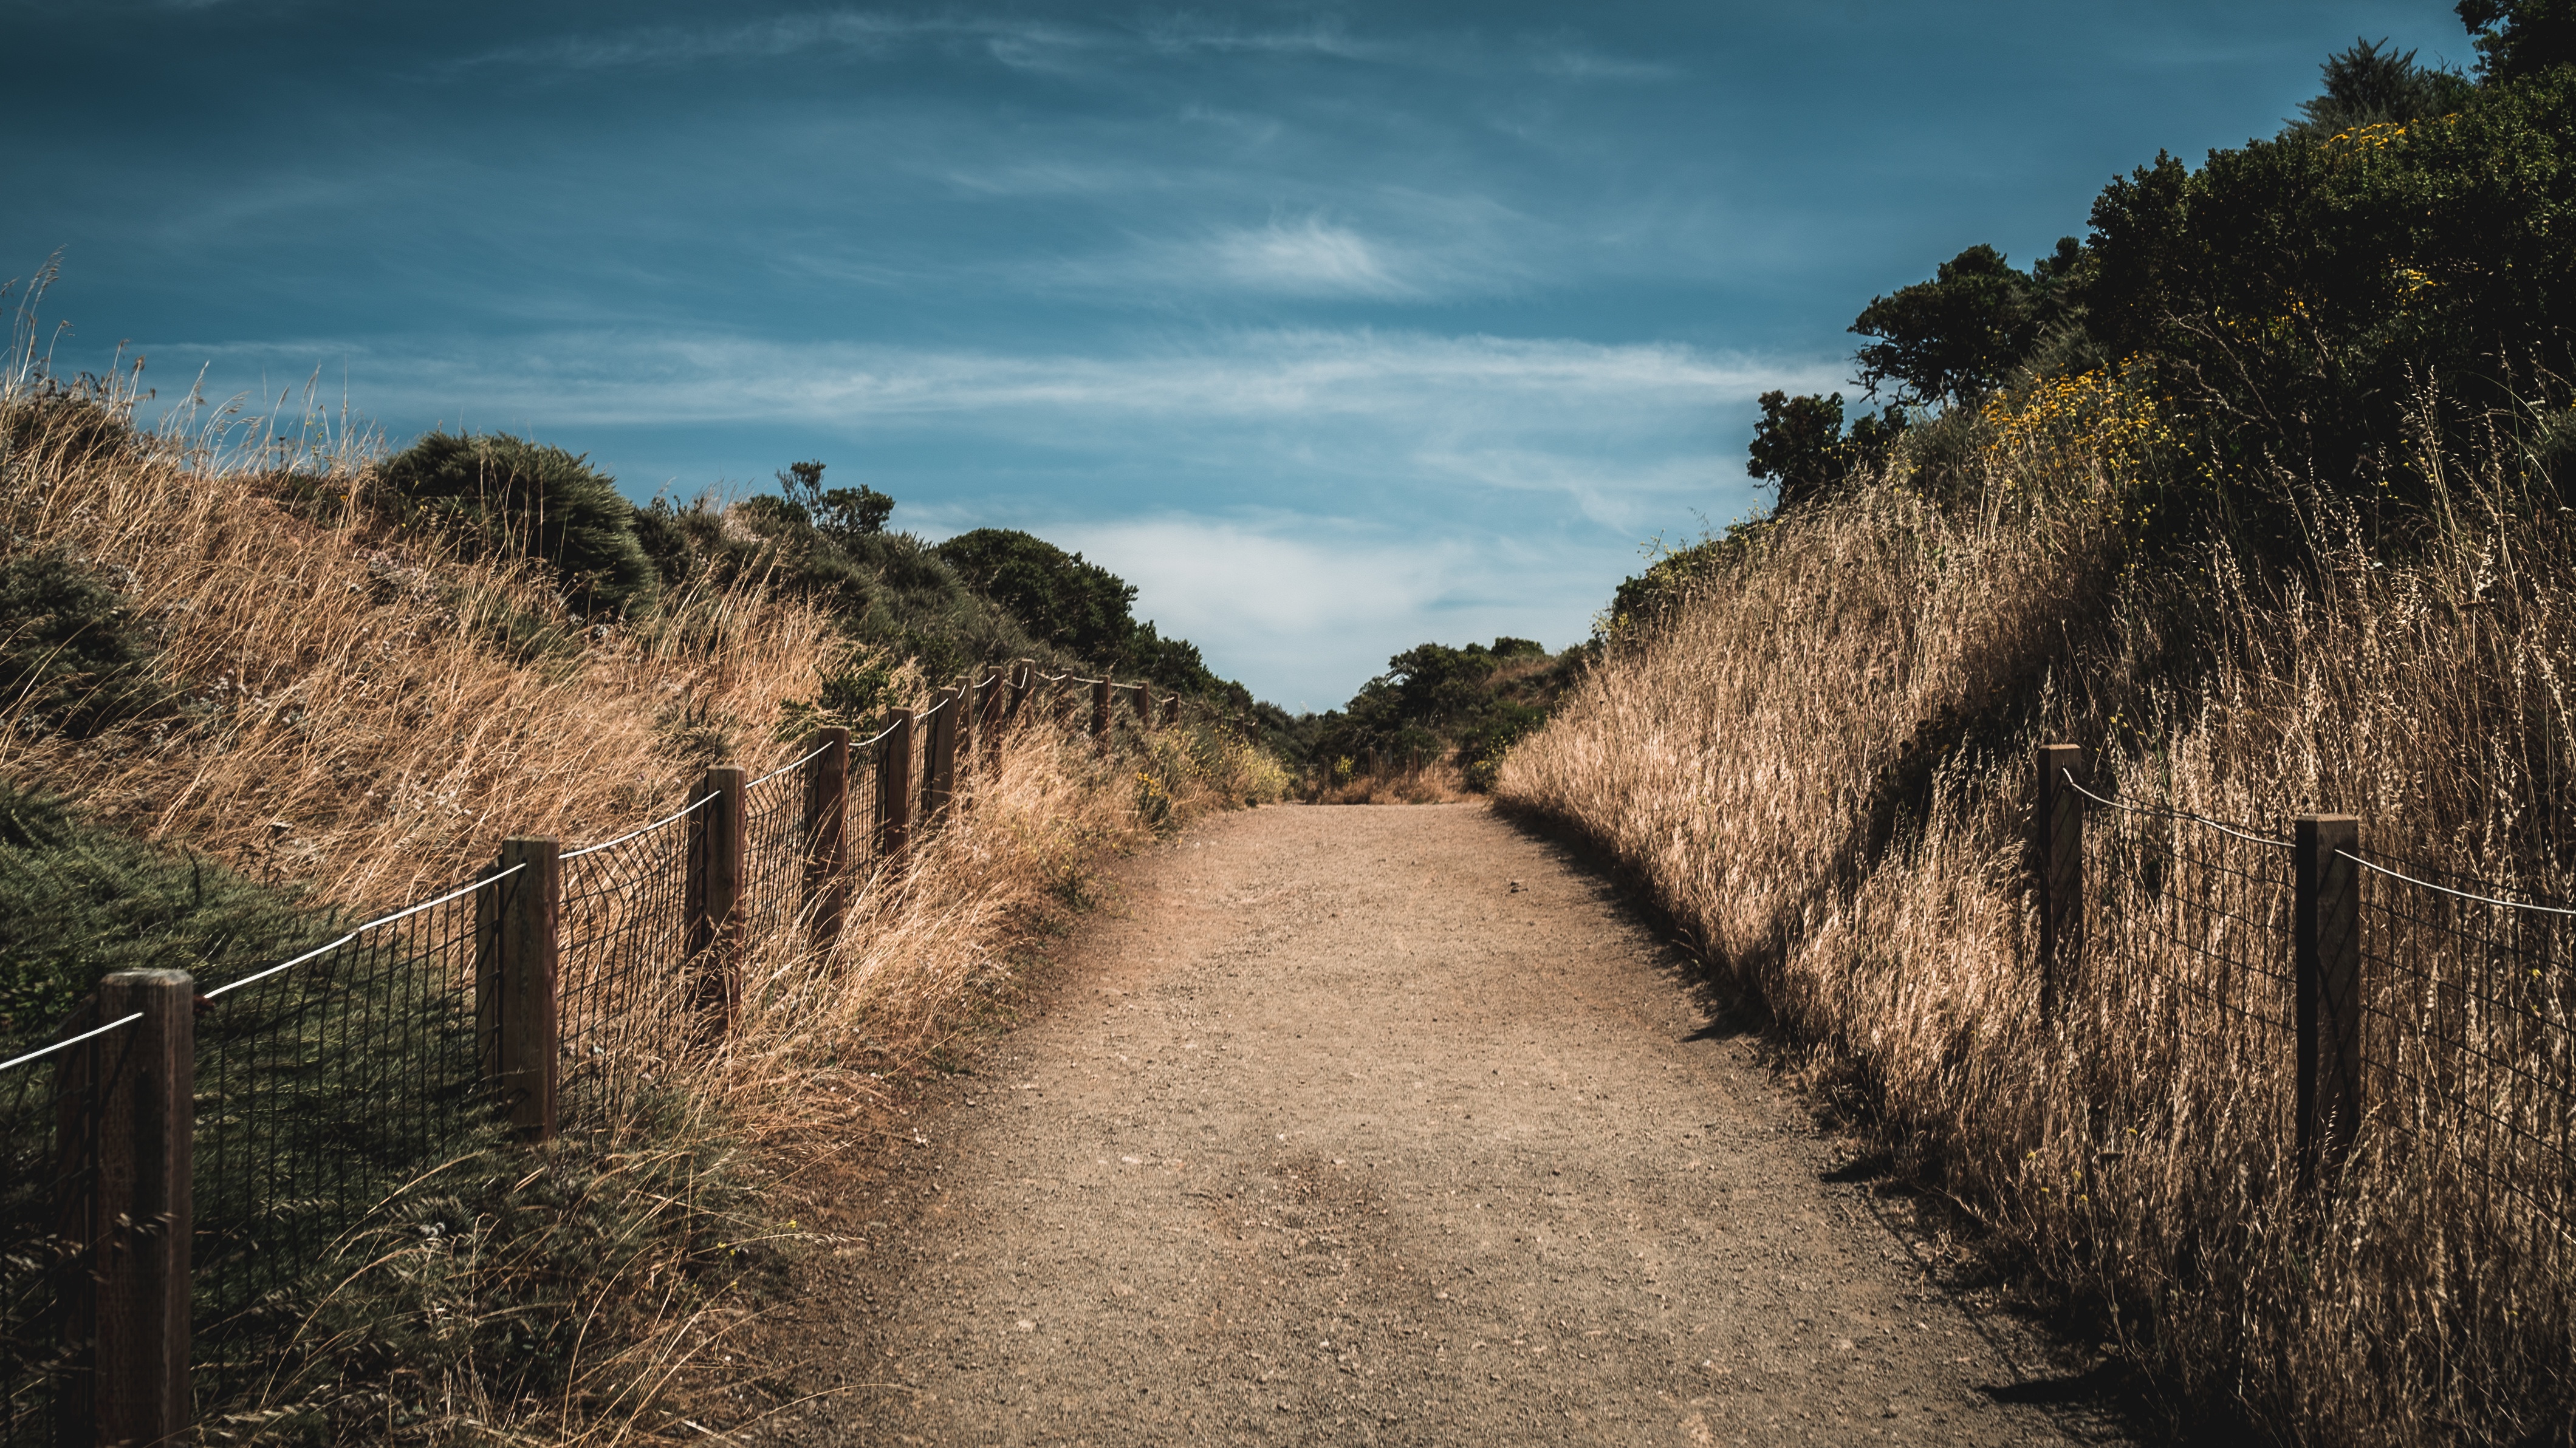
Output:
top-left (770, 804), bottom-right (2126, 1446)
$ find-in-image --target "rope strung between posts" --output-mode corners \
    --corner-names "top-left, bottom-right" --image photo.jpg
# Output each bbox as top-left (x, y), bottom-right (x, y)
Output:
top-left (744, 737), bottom-right (835, 790)
top-left (855, 715), bottom-right (903, 748)
top-left (2337, 849), bottom-right (2576, 918)
top-left (563, 790), bottom-right (720, 861)
top-left (0, 1011), bottom-right (145, 1074)
top-left (2058, 769), bottom-right (2292, 852)
top-left (201, 864), bottom-right (529, 1002)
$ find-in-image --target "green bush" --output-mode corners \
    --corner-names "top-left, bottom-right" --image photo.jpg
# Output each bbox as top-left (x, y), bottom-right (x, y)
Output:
top-left (0, 548), bottom-right (167, 739)
top-left (0, 781), bottom-right (334, 1053)
top-left (377, 432), bottom-right (658, 618)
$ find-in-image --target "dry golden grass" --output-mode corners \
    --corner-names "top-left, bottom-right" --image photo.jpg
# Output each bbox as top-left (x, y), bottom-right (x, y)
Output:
top-left (0, 361), bottom-right (1280, 1444)
top-left (1499, 428), bottom-right (2576, 1443)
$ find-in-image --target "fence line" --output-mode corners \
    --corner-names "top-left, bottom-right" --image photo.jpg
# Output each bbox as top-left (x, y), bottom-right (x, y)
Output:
top-left (2033, 742), bottom-right (2576, 1336)
top-left (0, 658), bottom-right (1177, 1445)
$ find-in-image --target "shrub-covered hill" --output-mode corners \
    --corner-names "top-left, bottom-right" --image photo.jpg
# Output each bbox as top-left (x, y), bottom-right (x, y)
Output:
top-left (360, 437), bottom-right (1263, 723)
top-left (1495, 12), bottom-right (2576, 1446)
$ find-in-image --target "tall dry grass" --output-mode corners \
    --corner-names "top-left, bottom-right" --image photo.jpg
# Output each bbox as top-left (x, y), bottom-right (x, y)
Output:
top-left (1, 345), bottom-right (1281, 1443)
top-left (1498, 408), bottom-right (2576, 1443)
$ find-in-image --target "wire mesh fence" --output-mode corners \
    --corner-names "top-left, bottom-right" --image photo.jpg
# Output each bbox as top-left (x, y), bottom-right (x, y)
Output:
top-left (0, 697), bottom-right (1063, 1437)
top-left (738, 766), bottom-right (812, 978)
top-left (0, 1002), bottom-right (109, 1448)
top-left (190, 878), bottom-right (494, 1410)
top-left (2352, 848), bottom-right (2576, 1274)
top-left (560, 807), bottom-right (699, 1129)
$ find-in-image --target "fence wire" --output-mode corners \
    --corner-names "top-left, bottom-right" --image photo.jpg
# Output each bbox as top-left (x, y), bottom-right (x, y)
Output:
top-left (1, 705), bottom-right (1015, 1439)
top-left (2082, 784), bottom-right (2298, 1163)
top-left (0, 1002), bottom-right (108, 1448)
top-left (560, 811), bottom-right (695, 1127)
top-left (2354, 847), bottom-right (2576, 1253)
top-left (190, 886), bottom-right (491, 1409)
top-left (738, 765), bottom-right (810, 960)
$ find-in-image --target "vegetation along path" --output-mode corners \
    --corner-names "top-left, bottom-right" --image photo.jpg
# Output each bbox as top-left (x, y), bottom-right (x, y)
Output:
top-left (774, 805), bottom-right (2126, 1446)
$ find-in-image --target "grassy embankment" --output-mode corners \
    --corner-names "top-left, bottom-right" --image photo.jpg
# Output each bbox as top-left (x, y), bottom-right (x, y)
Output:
top-left (0, 357), bottom-right (1283, 1444)
top-left (1497, 378), bottom-right (2576, 1444)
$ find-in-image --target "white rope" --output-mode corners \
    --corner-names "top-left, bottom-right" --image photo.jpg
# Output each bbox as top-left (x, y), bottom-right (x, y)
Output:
top-left (2058, 770), bottom-right (2292, 851)
top-left (0, 1012), bottom-right (144, 1075)
top-left (745, 738), bottom-right (835, 790)
top-left (564, 791), bottom-right (719, 861)
top-left (2338, 850), bottom-right (2576, 918)
top-left (919, 695), bottom-right (950, 719)
top-left (857, 717), bottom-right (903, 748)
top-left (203, 864), bottom-right (527, 1001)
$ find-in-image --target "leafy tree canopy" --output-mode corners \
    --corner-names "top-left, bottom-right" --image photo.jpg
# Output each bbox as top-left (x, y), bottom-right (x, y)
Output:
top-left (776, 459), bottom-right (894, 548)
top-left (933, 528), bottom-right (1139, 662)
top-left (2290, 38), bottom-right (2474, 135)
top-left (2459, 0), bottom-right (2576, 84)
top-left (1849, 240), bottom-right (2080, 409)
top-left (1746, 391), bottom-right (1910, 510)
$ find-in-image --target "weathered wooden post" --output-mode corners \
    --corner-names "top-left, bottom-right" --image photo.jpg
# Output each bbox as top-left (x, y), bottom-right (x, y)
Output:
top-left (62, 969), bottom-right (194, 1446)
top-left (977, 670), bottom-right (1008, 777)
top-left (1009, 658), bottom-right (1034, 723)
top-left (1092, 677), bottom-right (1113, 741)
top-left (2295, 813), bottom-right (2364, 1192)
top-left (686, 767), bottom-right (747, 1033)
top-left (926, 686), bottom-right (961, 818)
top-left (879, 708), bottom-right (914, 858)
top-left (476, 838), bottom-right (561, 1140)
top-left (2035, 744), bottom-right (2085, 1028)
top-left (803, 728), bottom-right (851, 947)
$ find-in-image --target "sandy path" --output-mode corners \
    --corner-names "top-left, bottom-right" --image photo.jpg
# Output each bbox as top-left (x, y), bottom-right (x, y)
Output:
top-left (772, 804), bottom-right (2122, 1446)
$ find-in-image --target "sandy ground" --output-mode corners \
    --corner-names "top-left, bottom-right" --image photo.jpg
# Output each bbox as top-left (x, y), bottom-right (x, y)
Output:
top-left (762, 804), bottom-right (2131, 1446)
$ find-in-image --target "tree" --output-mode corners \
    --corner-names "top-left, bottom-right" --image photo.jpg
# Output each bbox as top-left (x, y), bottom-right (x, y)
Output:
top-left (932, 528), bottom-right (1139, 661)
top-left (1850, 241), bottom-right (2078, 408)
top-left (1746, 391), bottom-right (1910, 510)
top-left (2289, 38), bottom-right (2473, 135)
top-left (2459, 0), bottom-right (2576, 84)
top-left (776, 460), bottom-right (894, 548)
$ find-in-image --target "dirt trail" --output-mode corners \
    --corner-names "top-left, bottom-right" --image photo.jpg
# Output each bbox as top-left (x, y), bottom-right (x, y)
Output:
top-left (772, 804), bottom-right (2125, 1446)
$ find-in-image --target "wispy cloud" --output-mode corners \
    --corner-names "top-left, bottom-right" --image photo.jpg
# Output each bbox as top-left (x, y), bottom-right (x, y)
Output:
top-left (1210, 219), bottom-right (1406, 297)
top-left (451, 7), bottom-right (1673, 85)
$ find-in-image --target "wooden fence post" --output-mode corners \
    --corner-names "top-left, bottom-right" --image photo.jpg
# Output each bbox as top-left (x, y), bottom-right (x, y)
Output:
top-left (2296, 813), bottom-right (2364, 1193)
top-left (2035, 744), bottom-right (2084, 1028)
top-left (687, 767), bottom-right (747, 1033)
top-left (65, 969), bottom-right (194, 1447)
top-left (976, 671), bottom-right (1007, 777)
top-left (879, 709), bottom-right (914, 859)
top-left (927, 686), bottom-right (961, 818)
top-left (1009, 658), bottom-right (1033, 723)
top-left (476, 838), bottom-right (561, 1141)
top-left (1092, 677), bottom-right (1112, 741)
top-left (803, 728), bottom-right (851, 948)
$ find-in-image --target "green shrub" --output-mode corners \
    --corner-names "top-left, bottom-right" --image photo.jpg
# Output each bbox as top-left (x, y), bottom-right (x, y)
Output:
top-left (377, 432), bottom-right (658, 618)
top-left (0, 782), bottom-right (334, 1053)
top-left (0, 548), bottom-right (168, 739)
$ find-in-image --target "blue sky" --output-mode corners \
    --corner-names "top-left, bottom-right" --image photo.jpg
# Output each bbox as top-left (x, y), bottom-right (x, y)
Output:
top-left (7, 1), bottom-right (2469, 708)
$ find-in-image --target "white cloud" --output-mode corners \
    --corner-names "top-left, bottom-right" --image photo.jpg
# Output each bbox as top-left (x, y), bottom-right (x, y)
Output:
top-left (1211, 219), bottom-right (1406, 297)
top-left (1029, 517), bottom-right (1562, 711)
